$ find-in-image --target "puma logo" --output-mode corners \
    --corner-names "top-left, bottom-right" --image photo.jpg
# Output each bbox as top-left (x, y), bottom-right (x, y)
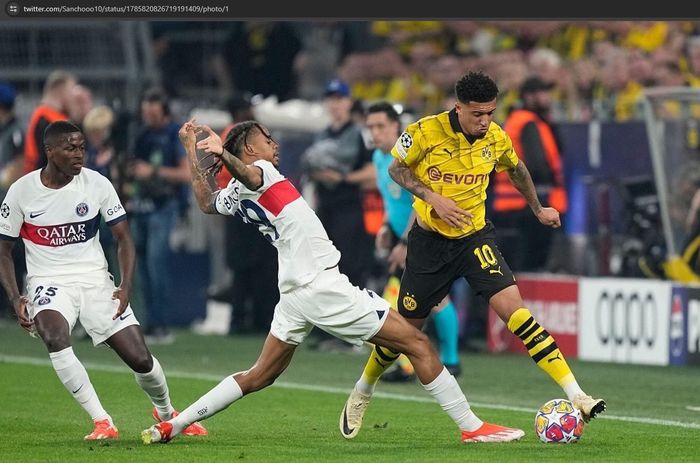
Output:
top-left (489, 266), bottom-right (503, 276)
top-left (548, 354), bottom-right (562, 363)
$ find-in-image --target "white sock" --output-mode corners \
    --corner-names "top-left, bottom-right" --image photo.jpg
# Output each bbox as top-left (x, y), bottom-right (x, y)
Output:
top-left (134, 355), bottom-right (175, 420)
top-left (422, 367), bottom-right (483, 432)
top-left (355, 376), bottom-right (375, 396)
top-left (170, 375), bottom-right (243, 436)
top-left (49, 347), bottom-right (111, 423)
top-left (563, 378), bottom-right (585, 401)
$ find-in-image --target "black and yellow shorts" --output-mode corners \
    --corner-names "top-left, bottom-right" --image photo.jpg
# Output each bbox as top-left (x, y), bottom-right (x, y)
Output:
top-left (398, 220), bottom-right (516, 319)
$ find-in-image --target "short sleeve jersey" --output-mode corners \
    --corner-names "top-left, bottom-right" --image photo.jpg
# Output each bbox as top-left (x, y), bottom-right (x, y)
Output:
top-left (215, 159), bottom-right (341, 293)
top-left (0, 168), bottom-right (127, 284)
top-left (391, 109), bottom-right (519, 238)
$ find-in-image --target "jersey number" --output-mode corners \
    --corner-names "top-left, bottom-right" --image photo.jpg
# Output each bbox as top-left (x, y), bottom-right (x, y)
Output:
top-left (473, 244), bottom-right (497, 269)
top-left (32, 286), bottom-right (58, 303)
top-left (239, 199), bottom-right (279, 243)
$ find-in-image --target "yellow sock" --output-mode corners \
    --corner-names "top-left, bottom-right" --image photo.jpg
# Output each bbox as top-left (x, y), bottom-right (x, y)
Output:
top-left (507, 307), bottom-right (575, 388)
top-left (359, 275), bottom-right (416, 383)
top-left (361, 344), bottom-right (401, 384)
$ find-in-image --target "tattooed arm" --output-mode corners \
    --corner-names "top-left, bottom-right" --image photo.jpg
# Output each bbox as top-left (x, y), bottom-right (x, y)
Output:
top-left (178, 120), bottom-right (220, 214)
top-left (218, 150), bottom-right (263, 191)
top-left (388, 158), bottom-right (472, 229)
top-left (507, 160), bottom-right (561, 228)
top-left (506, 160), bottom-right (543, 214)
top-left (197, 124), bottom-right (263, 191)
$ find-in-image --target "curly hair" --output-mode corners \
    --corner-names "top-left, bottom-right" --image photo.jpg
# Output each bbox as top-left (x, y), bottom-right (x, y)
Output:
top-left (455, 71), bottom-right (499, 104)
top-left (222, 120), bottom-right (261, 158)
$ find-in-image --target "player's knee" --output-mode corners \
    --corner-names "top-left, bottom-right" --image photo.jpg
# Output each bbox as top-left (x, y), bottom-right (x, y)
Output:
top-left (240, 368), bottom-right (280, 393)
top-left (42, 334), bottom-right (70, 352)
top-left (400, 329), bottom-right (431, 357)
top-left (130, 353), bottom-right (154, 373)
top-left (413, 329), bottom-right (431, 349)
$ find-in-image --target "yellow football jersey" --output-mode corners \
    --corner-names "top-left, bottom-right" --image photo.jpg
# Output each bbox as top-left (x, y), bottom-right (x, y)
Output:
top-left (391, 109), bottom-right (519, 239)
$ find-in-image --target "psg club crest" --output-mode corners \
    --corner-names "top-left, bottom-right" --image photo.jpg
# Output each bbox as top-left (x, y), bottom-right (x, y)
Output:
top-left (75, 202), bottom-right (89, 217)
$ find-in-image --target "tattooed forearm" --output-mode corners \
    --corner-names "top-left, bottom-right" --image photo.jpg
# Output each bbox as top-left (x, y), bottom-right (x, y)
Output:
top-left (389, 160), bottom-right (433, 201)
top-left (191, 173), bottom-right (219, 214)
top-left (507, 161), bottom-right (543, 214)
top-left (220, 150), bottom-right (262, 190)
top-left (184, 138), bottom-right (220, 214)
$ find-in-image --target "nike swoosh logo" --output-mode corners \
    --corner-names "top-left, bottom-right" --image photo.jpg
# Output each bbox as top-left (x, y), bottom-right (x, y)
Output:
top-left (341, 406), bottom-right (354, 436)
top-left (29, 211), bottom-right (46, 219)
top-left (119, 312), bottom-right (132, 321)
top-left (72, 384), bottom-right (84, 394)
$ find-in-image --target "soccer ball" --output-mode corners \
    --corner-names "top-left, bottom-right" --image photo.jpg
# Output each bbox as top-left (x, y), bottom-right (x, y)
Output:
top-left (534, 398), bottom-right (585, 443)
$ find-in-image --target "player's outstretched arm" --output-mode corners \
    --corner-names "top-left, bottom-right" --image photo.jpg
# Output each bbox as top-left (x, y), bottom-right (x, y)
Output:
top-left (506, 160), bottom-right (561, 228)
top-left (179, 120), bottom-right (220, 214)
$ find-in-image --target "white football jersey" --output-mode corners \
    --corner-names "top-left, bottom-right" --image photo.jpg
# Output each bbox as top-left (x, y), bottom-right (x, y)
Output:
top-left (0, 168), bottom-right (126, 285)
top-left (215, 160), bottom-right (340, 293)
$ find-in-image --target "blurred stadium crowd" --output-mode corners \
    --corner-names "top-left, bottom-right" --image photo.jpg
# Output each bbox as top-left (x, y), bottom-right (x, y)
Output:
top-left (155, 20), bottom-right (700, 122)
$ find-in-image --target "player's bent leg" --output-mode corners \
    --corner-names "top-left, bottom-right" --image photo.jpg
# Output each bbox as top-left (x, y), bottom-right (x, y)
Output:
top-left (142, 333), bottom-right (296, 444)
top-left (107, 325), bottom-right (209, 433)
top-left (106, 325), bottom-right (154, 373)
top-left (370, 310), bottom-right (441, 383)
top-left (234, 333), bottom-right (297, 393)
top-left (34, 309), bottom-right (72, 352)
top-left (490, 286), bottom-right (606, 421)
top-left (366, 311), bottom-right (524, 443)
top-left (36, 310), bottom-right (115, 436)
top-left (340, 312), bottom-right (430, 439)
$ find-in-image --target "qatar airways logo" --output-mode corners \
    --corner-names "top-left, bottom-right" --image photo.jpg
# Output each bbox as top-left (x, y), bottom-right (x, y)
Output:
top-left (36, 223), bottom-right (87, 246)
top-left (427, 166), bottom-right (487, 185)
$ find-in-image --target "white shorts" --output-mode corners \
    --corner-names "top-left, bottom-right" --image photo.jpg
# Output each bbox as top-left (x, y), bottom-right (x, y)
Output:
top-left (270, 267), bottom-right (390, 346)
top-left (27, 277), bottom-right (140, 346)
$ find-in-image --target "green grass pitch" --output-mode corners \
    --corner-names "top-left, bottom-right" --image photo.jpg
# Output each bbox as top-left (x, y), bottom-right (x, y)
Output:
top-left (1, 322), bottom-right (698, 462)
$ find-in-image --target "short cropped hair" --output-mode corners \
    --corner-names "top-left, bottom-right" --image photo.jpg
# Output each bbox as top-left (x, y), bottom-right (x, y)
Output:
top-left (455, 71), bottom-right (499, 104)
top-left (44, 120), bottom-right (82, 146)
top-left (366, 101), bottom-right (400, 123)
